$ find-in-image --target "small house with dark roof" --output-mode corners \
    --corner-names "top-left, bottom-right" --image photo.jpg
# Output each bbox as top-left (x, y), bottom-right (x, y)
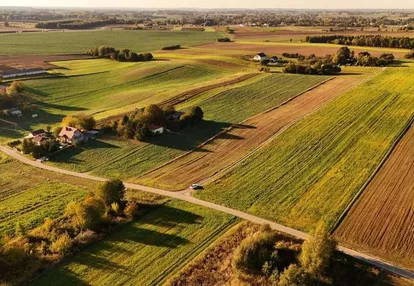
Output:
top-left (254, 52), bottom-right (267, 61)
top-left (269, 56), bottom-right (279, 63)
top-left (26, 129), bottom-right (46, 138)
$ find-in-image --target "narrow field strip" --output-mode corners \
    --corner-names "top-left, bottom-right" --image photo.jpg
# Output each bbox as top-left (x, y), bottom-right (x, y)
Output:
top-left (138, 76), bottom-right (362, 190)
top-left (196, 67), bottom-right (414, 234)
top-left (335, 122), bottom-right (414, 271)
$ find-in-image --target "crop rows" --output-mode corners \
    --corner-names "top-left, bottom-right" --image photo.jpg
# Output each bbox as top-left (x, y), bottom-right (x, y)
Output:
top-left (196, 67), bottom-right (414, 232)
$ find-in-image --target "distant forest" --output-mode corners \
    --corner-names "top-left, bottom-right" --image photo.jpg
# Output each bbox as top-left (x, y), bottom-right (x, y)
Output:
top-left (305, 35), bottom-right (414, 49)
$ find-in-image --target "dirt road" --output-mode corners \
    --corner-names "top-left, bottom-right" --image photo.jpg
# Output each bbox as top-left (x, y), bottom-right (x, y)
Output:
top-left (0, 145), bottom-right (413, 280)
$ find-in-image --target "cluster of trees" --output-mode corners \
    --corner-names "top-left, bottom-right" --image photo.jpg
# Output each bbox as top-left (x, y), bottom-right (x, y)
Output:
top-left (107, 104), bottom-right (204, 141)
top-left (86, 46), bottom-right (153, 62)
top-left (35, 18), bottom-right (136, 29)
top-left (305, 35), bottom-right (414, 49)
top-left (284, 62), bottom-right (341, 75)
top-left (217, 37), bottom-right (231, 42)
top-left (61, 114), bottom-right (96, 131)
top-left (0, 81), bottom-right (24, 110)
top-left (22, 136), bottom-right (59, 159)
top-left (0, 179), bottom-right (140, 285)
top-left (404, 50), bottom-right (414, 59)
top-left (355, 52), bottom-right (394, 66)
top-left (161, 45), bottom-right (181, 50)
top-left (282, 53), bottom-right (303, 59)
top-left (232, 224), bottom-right (336, 285)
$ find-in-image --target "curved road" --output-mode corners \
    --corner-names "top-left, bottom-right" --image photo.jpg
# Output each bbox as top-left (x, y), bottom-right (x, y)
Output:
top-left (1, 145), bottom-right (413, 281)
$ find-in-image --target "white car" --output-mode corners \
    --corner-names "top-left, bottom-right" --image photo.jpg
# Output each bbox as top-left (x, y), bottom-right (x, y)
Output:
top-left (190, 184), bottom-right (203, 190)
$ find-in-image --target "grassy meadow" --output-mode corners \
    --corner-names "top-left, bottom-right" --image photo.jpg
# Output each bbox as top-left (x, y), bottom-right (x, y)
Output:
top-left (33, 200), bottom-right (236, 285)
top-left (0, 152), bottom-right (97, 235)
top-left (196, 66), bottom-right (414, 232)
top-left (0, 30), bottom-right (222, 55)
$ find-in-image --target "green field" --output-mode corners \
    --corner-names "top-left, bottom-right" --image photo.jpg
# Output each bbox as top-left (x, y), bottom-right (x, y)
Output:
top-left (0, 30), bottom-right (222, 55)
top-left (33, 200), bottom-right (236, 285)
top-left (196, 66), bottom-right (414, 232)
top-left (48, 73), bottom-right (327, 180)
top-left (0, 152), bottom-right (97, 235)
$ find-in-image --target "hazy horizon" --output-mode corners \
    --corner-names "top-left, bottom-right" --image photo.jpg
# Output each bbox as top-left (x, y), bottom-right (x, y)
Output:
top-left (1, 0), bottom-right (414, 10)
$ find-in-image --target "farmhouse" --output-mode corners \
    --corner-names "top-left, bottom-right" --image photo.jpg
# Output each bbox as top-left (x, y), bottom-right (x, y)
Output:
top-left (6, 108), bottom-right (22, 117)
top-left (26, 129), bottom-right (46, 138)
top-left (253, 53), bottom-right (267, 61)
top-left (32, 133), bottom-right (53, 146)
top-left (59, 126), bottom-right (85, 144)
top-left (148, 124), bottom-right (164, 135)
top-left (0, 68), bottom-right (47, 79)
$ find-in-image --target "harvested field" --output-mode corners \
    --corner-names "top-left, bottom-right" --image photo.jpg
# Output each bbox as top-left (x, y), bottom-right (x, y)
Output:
top-left (0, 54), bottom-right (91, 73)
top-left (197, 42), bottom-right (409, 58)
top-left (335, 123), bottom-right (414, 270)
top-left (139, 76), bottom-right (364, 190)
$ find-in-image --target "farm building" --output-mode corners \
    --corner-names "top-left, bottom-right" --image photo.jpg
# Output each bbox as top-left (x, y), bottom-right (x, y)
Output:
top-left (26, 129), bottom-right (46, 138)
top-left (6, 108), bottom-right (22, 117)
top-left (0, 68), bottom-right (47, 79)
top-left (59, 126), bottom-right (85, 144)
top-left (253, 53), bottom-right (267, 61)
top-left (148, 124), bottom-right (164, 135)
top-left (32, 133), bottom-right (53, 146)
top-left (269, 56), bottom-right (279, 63)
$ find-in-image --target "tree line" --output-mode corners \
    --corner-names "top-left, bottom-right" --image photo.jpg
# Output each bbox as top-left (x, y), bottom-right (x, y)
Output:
top-left (35, 18), bottom-right (135, 29)
top-left (282, 46), bottom-right (395, 75)
top-left (0, 81), bottom-right (24, 110)
top-left (0, 179), bottom-right (143, 285)
top-left (86, 46), bottom-right (153, 62)
top-left (305, 35), bottom-right (414, 49)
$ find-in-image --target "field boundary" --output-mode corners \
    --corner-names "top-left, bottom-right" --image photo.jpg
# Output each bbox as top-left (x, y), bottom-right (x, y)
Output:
top-left (140, 77), bottom-right (334, 178)
top-left (331, 112), bottom-right (414, 234)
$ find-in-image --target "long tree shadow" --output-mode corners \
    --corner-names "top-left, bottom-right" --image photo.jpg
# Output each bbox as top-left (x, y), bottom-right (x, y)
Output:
top-left (146, 120), bottom-right (233, 151)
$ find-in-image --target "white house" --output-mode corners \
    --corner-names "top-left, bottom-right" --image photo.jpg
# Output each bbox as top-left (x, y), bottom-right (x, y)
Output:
top-left (253, 53), bottom-right (267, 62)
top-left (148, 124), bottom-right (164, 135)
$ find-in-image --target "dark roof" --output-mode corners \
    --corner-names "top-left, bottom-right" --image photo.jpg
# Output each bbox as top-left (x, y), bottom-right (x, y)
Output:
top-left (270, 56), bottom-right (278, 59)
top-left (30, 129), bottom-right (46, 136)
top-left (1, 68), bottom-right (46, 76)
top-left (257, 52), bottom-right (267, 57)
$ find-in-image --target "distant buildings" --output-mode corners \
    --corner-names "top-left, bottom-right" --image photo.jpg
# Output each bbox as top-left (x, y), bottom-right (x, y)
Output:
top-left (254, 53), bottom-right (267, 61)
top-left (0, 68), bottom-right (46, 79)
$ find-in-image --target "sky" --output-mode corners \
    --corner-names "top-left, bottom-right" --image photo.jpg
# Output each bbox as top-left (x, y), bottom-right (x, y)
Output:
top-left (1, 0), bottom-right (413, 10)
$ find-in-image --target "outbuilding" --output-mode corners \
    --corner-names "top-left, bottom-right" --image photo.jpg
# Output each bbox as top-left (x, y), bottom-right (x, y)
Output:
top-left (253, 52), bottom-right (267, 61)
top-left (148, 124), bottom-right (164, 135)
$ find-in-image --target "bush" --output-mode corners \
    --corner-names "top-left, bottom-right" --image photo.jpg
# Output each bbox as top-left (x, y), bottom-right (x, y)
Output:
top-left (217, 37), bottom-right (231, 42)
top-left (73, 230), bottom-right (100, 246)
top-left (95, 179), bottom-right (126, 206)
top-left (278, 264), bottom-right (314, 286)
top-left (49, 233), bottom-right (72, 255)
top-left (232, 229), bottom-right (277, 274)
top-left (162, 45), bottom-right (181, 50)
top-left (124, 202), bottom-right (139, 219)
top-left (65, 198), bottom-right (105, 230)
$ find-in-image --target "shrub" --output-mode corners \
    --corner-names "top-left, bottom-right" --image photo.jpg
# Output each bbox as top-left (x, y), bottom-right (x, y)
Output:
top-left (73, 230), bottom-right (100, 246)
top-left (124, 202), bottom-right (139, 219)
top-left (65, 198), bottom-right (105, 230)
top-left (278, 264), bottom-right (313, 286)
top-left (49, 233), bottom-right (72, 255)
top-left (162, 45), bottom-right (181, 50)
top-left (232, 229), bottom-right (277, 274)
top-left (218, 37), bottom-right (231, 42)
top-left (111, 202), bottom-right (120, 215)
top-left (95, 179), bottom-right (126, 206)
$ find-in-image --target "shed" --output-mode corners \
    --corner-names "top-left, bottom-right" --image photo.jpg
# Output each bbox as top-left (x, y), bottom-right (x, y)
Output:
top-left (254, 53), bottom-right (267, 61)
top-left (148, 124), bottom-right (164, 135)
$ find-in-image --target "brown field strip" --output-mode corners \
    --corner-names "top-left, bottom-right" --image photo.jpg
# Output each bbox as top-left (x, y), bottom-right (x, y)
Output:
top-left (138, 76), bottom-right (364, 190)
top-left (335, 123), bottom-right (414, 271)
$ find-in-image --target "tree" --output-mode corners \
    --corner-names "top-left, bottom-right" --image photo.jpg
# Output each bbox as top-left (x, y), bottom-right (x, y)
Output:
top-left (138, 104), bottom-right (166, 126)
top-left (61, 115), bottom-right (78, 127)
top-left (49, 233), bottom-right (72, 255)
top-left (278, 264), bottom-right (313, 286)
top-left (332, 46), bottom-right (352, 65)
top-left (77, 114), bottom-right (96, 130)
top-left (65, 198), bottom-right (105, 230)
top-left (95, 179), bottom-right (126, 206)
top-left (189, 106), bottom-right (204, 122)
top-left (21, 138), bottom-right (33, 154)
top-left (4, 21), bottom-right (10, 27)
top-left (300, 223), bottom-right (336, 277)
